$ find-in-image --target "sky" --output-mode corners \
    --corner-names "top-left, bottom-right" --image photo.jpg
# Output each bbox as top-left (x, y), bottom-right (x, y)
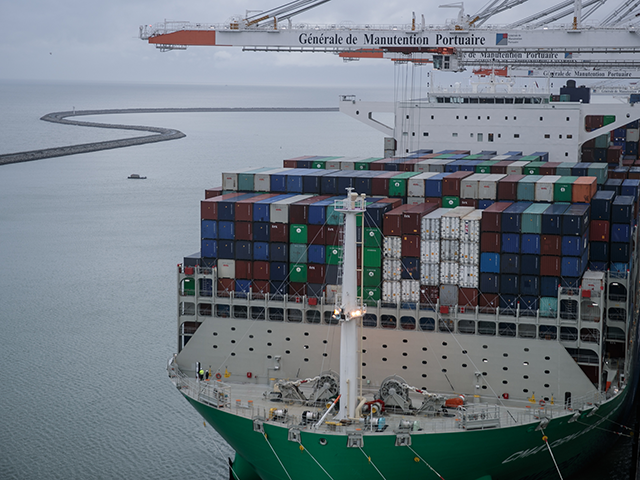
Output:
top-left (0, 0), bottom-right (625, 87)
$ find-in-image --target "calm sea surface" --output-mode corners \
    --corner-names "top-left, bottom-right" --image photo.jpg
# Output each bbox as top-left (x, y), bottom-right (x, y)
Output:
top-left (0, 80), bottom-right (636, 479)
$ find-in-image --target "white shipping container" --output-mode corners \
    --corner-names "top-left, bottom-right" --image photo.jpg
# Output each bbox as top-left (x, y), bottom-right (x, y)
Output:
top-left (535, 175), bottom-right (561, 203)
top-left (440, 239), bottom-right (460, 262)
top-left (459, 241), bottom-right (480, 265)
top-left (407, 172), bottom-right (438, 197)
top-left (420, 262), bottom-right (440, 286)
top-left (459, 265), bottom-right (479, 288)
top-left (428, 159), bottom-right (454, 173)
top-left (459, 210), bottom-right (482, 243)
top-left (382, 281), bottom-right (402, 303)
top-left (420, 239), bottom-right (440, 263)
top-left (217, 259), bottom-right (236, 279)
top-left (383, 258), bottom-right (402, 281)
top-left (270, 195), bottom-right (313, 223)
top-left (253, 168), bottom-right (291, 191)
top-left (627, 128), bottom-right (640, 142)
top-left (506, 161), bottom-right (529, 175)
top-left (478, 174), bottom-right (506, 200)
top-left (491, 154), bottom-right (511, 161)
top-left (402, 280), bottom-right (421, 303)
top-left (421, 208), bottom-right (447, 240)
top-left (406, 197), bottom-right (426, 205)
top-left (325, 284), bottom-right (340, 302)
top-left (415, 159), bottom-right (435, 173)
top-left (441, 207), bottom-right (475, 239)
top-left (325, 159), bottom-right (344, 169)
top-left (383, 236), bottom-right (402, 258)
top-left (582, 270), bottom-right (605, 292)
top-left (439, 262), bottom-right (459, 284)
top-left (460, 174), bottom-right (488, 199)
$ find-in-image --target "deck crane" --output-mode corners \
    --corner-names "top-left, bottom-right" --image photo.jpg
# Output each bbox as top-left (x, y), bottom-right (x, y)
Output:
top-left (140, 0), bottom-right (640, 77)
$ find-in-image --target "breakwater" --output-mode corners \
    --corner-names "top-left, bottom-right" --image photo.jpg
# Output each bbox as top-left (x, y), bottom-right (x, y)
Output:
top-left (0, 107), bottom-right (339, 166)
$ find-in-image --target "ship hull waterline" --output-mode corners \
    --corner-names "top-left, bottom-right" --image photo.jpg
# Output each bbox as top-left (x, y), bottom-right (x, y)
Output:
top-left (182, 385), bottom-right (629, 480)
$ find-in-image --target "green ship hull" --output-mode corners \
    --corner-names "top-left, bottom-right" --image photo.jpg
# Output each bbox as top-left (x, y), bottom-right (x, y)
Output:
top-left (184, 384), bottom-right (630, 480)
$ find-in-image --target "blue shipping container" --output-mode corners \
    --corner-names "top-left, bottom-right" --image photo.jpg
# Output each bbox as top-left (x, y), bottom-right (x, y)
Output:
top-left (480, 253), bottom-right (500, 273)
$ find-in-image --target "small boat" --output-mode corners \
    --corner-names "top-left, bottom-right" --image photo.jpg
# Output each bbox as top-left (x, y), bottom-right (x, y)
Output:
top-left (128, 174), bottom-right (147, 179)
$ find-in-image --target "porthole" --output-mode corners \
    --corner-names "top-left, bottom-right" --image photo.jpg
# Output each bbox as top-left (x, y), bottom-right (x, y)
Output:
top-left (304, 345), bottom-right (309, 349)
top-left (483, 345), bottom-right (488, 349)
top-left (503, 367), bottom-right (508, 371)
top-left (304, 332), bottom-right (309, 336)
top-left (286, 337), bottom-right (290, 341)
top-left (442, 355), bottom-right (448, 360)
top-left (403, 352), bottom-right (408, 357)
top-left (545, 356), bottom-right (550, 360)
top-left (545, 370), bottom-right (550, 374)
top-left (362, 362), bottom-right (366, 366)
top-left (362, 336), bottom-right (367, 340)
top-left (482, 372), bottom-right (487, 376)
top-left (267, 342), bottom-right (272, 347)
top-left (523, 361), bottom-right (529, 366)
top-left (422, 374), bottom-right (427, 378)
top-left (422, 347), bottom-right (428, 351)
top-left (482, 385), bottom-right (487, 389)
top-left (462, 364), bottom-right (467, 368)
top-left (482, 358), bottom-right (488, 363)
top-left (267, 355), bottom-right (272, 359)
top-left (403, 339), bottom-right (408, 343)
top-left (503, 353), bottom-right (508, 357)
top-left (231, 327), bottom-right (236, 331)
top-left (502, 380), bottom-right (508, 384)
top-left (442, 342), bottom-right (448, 346)
top-left (544, 384), bottom-right (550, 388)
top-left (319, 438), bottom-right (327, 446)
top-left (213, 345), bottom-right (218, 349)
top-left (267, 330), bottom-right (272, 334)
top-left (249, 347), bottom-right (254, 352)
top-left (285, 350), bottom-right (290, 354)
top-left (523, 389), bottom-right (529, 393)
top-left (382, 357), bottom-right (387, 362)
top-left (524, 375), bottom-right (529, 379)
top-left (442, 369), bottom-right (447, 373)
top-left (323, 340), bottom-right (328, 344)
top-left (249, 335), bottom-right (254, 339)
top-left (382, 344), bottom-right (388, 348)
top-left (304, 358), bottom-right (309, 362)
top-left (213, 332), bottom-right (218, 336)
top-left (362, 349), bottom-right (367, 354)
top-left (422, 360), bottom-right (427, 365)
top-left (231, 353), bottom-right (236, 356)
top-left (322, 353), bottom-right (327, 357)
top-left (524, 348), bottom-right (529, 352)
top-left (231, 340), bottom-right (236, 344)
top-left (402, 366), bottom-right (407, 370)
top-left (462, 350), bottom-right (468, 354)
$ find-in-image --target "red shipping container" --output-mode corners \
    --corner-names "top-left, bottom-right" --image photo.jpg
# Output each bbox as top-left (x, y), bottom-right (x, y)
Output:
top-left (540, 256), bottom-right (561, 276)
top-left (480, 232), bottom-right (501, 253)
top-left (420, 286), bottom-right (439, 304)
top-left (581, 149), bottom-right (594, 163)
top-left (252, 280), bottom-right (270, 298)
top-left (376, 197), bottom-right (403, 209)
top-left (539, 163), bottom-right (561, 175)
top-left (383, 205), bottom-right (412, 236)
top-left (442, 171), bottom-right (473, 197)
top-left (307, 264), bottom-right (326, 284)
top-left (490, 161), bottom-right (513, 174)
top-left (253, 261), bottom-right (270, 280)
top-left (308, 224), bottom-right (326, 245)
top-left (325, 225), bottom-right (343, 246)
top-left (270, 223), bottom-right (288, 243)
top-left (458, 288), bottom-right (479, 307)
top-left (460, 198), bottom-right (478, 208)
top-left (402, 203), bottom-right (438, 234)
top-left (235, 222), bottom-right (253, 241)
top-left (289, 195), bottom-right (331, 224)
top-left (289, 282), bottom-right (307, 296)
top-left (608, 168), bottom-right (628, 180)
top-left (497, 176), bottom-right (525, 201)
top-left (623, 159), bottom-right (635, 167)
top-left (424, 197), bottom-right (443, 207)
top-left (481, 202), bottom-right (513, 232)
top-left (204, 187), bottom-right (223, 199)
top-left (372, 172), bottom-right (400, 196)
top-left (541, 235), bottom-right (562, 255)
top-left (235, 260), bottom-right (252, 279)
top-left (217, 278), bottom-right (235, 297)
top-left (402, 234), bottom-right (420, 257)
top-left (235, 194), bottom-right (279, 222)
top-left (201, 192), bottom-right (243, 220)
top-left (608, 145), bottom-right (623, 163)
top-left (479, 293), bottom-right (499, 313)
top-left (590, 220), bottom-right (610, 242)
top-left (282, 160), bottom-right (297, 168)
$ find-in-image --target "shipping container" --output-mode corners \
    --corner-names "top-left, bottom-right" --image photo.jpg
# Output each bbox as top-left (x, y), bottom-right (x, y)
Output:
top-left (481, 202), bottom-right (512, 232)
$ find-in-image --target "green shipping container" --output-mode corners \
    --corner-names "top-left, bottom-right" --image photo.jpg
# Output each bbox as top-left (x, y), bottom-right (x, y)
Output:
top-left (443, 196), bottom-right (460, 208)
top-left (540, 297), bottom-right (558, 318)
top-left (554, 176), bottom-right (577, 202)
top-left (326, 205), bottom-right (344, 225)
top-left (312, 160), bottom-right (327, 169)
top-left (290, 224), bottom-right (308, 243)
top-left (555, 163), bottom-right (575, 176)
top-left (603, 115), bottom-right (616, 126)
top-left (363, 247), bottom-right (382, 268)
top-left (326, 246), bottom-right (343, 265)
top-left (183, 277), bottom-right (195, 296)
top-left (595, 134), bottom-right (609, 149)
top-left (388, 172), bottom-right (418, 197)
top-left (359, 287), bottom-right (381, 306)
top-left (521, 204), bottom-right (550, 234)
top-left (355, 157), bottom-right (383, 170)
top-left (524, 161), bottom-right (546, 175)
top-left (363, 267), bottom-right (381, 287)
top-left (289, 264), bottom-right (308, 283)
top-left (364, 227), bottom-right (382, 247)
top-left (587, 163), bottom-right (608, 184)
top-left (476, 160), bottom-right (498, 173)
top-left (290, 243), bottom-right (307, 264)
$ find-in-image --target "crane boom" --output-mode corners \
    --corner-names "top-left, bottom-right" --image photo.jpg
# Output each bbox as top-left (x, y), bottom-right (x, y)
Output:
top-left (140, 0), bottom-right (640, 77)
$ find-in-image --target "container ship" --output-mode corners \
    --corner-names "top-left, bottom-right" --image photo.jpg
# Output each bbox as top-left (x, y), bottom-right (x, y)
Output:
top-left (167, 86), bottom-right (640, 479)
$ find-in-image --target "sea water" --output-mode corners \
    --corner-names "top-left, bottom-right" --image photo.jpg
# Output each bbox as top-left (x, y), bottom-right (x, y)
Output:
top-left (0, 80), bottom-right (635, 480)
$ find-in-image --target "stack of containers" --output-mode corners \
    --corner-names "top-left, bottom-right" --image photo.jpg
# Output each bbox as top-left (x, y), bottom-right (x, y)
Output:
top-left (500, 202), bottom-right (533, 312)
top-left (458, 210), bottom-right (482, 306)
top-left (560, 203), bottom-right (591, 289)
top-left (439, 207), bottom-right (475, 305)
top-left (479, 202), bottom-right (511, 312)
top-left (420, 208), bottom-right (447, 303)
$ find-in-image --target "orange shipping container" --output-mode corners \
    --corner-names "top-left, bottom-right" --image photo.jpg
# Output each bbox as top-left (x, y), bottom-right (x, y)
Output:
top-left (572, 176), bottom-right (597, 203)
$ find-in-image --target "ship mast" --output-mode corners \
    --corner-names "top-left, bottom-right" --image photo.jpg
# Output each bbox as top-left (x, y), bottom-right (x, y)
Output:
top-left (334, 189), bottom-right (366, 420)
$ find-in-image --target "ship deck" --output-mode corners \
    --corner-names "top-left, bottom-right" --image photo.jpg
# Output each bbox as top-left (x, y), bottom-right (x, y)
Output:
top-left (170, 365), bottom-right (613, 437)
